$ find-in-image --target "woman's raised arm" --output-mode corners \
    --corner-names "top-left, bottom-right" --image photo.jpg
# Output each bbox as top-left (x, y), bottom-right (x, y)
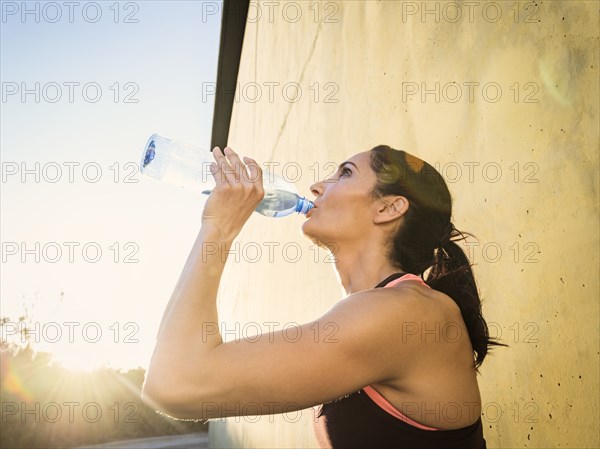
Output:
top-left (142, 251), bottom-right (425, 420)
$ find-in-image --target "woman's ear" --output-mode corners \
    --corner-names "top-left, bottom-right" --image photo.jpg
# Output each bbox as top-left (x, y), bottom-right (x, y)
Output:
top-left (373, 196), bottom-right (408, 224)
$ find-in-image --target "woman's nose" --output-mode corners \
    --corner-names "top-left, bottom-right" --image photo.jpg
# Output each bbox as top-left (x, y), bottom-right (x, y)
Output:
top-left (310, 180), bottom-right (323, 198)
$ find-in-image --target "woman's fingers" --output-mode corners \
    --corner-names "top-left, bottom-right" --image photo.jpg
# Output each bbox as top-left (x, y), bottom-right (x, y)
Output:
top-left (211, 147), bottom-right (262, 192)
top-left (210, 147), bottom-right (229, 188)
top-left (243, 156), bottom-right (263, 192)
top-left (223, 147), bottom-right (245, 183)
top-left (211, 146), bottom-right (238, 185)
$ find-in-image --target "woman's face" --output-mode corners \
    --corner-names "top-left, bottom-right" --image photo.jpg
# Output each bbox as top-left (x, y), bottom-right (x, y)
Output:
top-left (301, 151), bottom-right (383, 248)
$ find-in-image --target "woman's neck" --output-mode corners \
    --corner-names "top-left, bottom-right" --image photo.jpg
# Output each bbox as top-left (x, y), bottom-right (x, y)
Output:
top-left (331, 242), bottom-right (404, 296)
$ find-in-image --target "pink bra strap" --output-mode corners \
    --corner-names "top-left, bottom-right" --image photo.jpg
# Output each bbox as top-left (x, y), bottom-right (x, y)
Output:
top-left (384, 273), bottom-right (431, 289)
top-left (363, 385), bottom-right (439, 431)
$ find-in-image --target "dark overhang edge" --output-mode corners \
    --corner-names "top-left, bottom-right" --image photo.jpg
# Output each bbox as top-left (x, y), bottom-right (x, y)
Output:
top-left (210, 0), bottom-right (250, 151)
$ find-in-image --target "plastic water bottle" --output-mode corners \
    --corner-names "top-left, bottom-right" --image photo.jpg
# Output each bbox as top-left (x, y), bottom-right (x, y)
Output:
top-left (139, 134), bottom-right (314, 217)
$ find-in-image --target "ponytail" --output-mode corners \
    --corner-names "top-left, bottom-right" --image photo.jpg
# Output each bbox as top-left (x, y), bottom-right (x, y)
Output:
top-left (425, 228), bottom-right (508, 371)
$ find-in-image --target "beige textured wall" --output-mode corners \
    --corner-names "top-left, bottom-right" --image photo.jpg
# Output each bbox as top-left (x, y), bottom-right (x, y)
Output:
top-left (209, 1), bottom-right (599, 448)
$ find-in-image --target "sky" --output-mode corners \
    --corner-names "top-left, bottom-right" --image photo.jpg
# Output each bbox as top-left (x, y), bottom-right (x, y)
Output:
top-left (1, 0), bottom-right (225, 371)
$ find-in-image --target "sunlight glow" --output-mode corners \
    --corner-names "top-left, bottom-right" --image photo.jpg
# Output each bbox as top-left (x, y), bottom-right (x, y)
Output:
top-left (51, 349), bottom-right (109, 373)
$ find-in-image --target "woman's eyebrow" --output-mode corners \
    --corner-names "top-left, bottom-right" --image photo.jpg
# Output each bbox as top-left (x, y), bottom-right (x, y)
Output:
top-left (339, 161), bottom-right (359, 172)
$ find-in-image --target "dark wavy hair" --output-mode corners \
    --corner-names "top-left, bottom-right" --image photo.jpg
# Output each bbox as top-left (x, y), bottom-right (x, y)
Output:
top-left (369, 145), bottom-right (507, 371)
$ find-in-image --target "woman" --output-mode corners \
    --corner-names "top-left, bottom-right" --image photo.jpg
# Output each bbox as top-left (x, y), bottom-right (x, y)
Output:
top-left (141, 145), bottom-right (506, 448)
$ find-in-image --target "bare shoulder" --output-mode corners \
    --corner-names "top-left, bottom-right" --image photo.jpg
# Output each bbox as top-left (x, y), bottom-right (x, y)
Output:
top-left (332, 282), bottom-right (460, 353)
top-left (333, 283), bottom-right (437, 320)
top-left (379, 279), bottom-right (463, 321)
top-left (341, 279), bottom-right (460, 321)
top-left (341, 281), bottom-right (470, 358)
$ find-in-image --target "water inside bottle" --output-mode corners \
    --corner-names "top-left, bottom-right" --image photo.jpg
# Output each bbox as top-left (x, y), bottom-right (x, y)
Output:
top-left (255, 190), bottom-right (299, 217)
top-left (201, 189), bottom-right (300, 217)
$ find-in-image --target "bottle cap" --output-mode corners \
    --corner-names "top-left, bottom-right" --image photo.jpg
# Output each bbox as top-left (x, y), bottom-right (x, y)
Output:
top-left (295, 197), bottom-right (315, 215)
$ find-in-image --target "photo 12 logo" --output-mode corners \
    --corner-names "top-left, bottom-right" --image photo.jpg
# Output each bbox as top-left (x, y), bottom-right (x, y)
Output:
top-left (1, 320), bottom-right (140, 345)
top-left (1, 82), bottom-right (139, 104)
top-left (400, 1), bottom-right (540, 24)
top-left (1, 161), bottom-right (140, 184)
top-left (1, 241), bottom-right (140, 264)
top-left (200, 1), bottom-right (341, 24)
top-left (202, 81), bottom-right (339, 105)
top-left (1, 401), bottom-right (140, 424)
top-left (1, 2), bottom-right (140, 24)
top-left (401, 81), bottom-right (539, 104)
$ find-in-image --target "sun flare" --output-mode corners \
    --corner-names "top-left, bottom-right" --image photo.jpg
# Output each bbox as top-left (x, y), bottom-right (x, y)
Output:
top-left (50, 348), bottom-right (108, 373)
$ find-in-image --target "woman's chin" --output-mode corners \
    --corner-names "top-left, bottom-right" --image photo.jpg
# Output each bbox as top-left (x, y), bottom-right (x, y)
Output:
top-left (300, 220), bottom-right (314, 237)
top-left (300, 222), bottom-right (334, 251)
top-left (300, 220), bottom-right (321, 242)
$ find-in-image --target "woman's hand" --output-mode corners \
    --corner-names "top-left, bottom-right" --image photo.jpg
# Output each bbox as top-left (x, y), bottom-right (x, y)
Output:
top-left (201, 146), bottom-right (265, 241)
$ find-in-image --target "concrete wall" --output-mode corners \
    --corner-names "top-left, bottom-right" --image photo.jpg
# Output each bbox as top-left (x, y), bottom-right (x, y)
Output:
top-left (209, 1), bottom-right (599, 447)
